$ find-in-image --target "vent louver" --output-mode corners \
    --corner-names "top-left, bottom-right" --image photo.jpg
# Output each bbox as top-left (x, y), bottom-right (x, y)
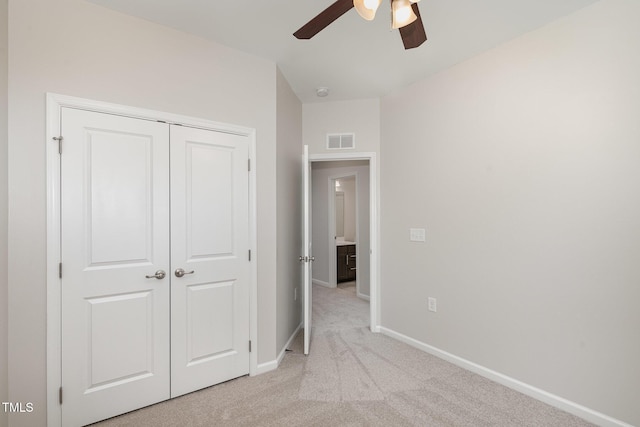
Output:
top-left (326, 133), bottom-right (355, 150)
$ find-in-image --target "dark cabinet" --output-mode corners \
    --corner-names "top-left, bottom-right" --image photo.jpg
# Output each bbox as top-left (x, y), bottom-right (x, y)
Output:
top-left (337, 244), bottom-right (356, 283)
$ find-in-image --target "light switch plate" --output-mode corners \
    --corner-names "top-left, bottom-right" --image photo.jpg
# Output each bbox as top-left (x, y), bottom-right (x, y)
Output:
top-left (410, 228), bottom-right (426, 242)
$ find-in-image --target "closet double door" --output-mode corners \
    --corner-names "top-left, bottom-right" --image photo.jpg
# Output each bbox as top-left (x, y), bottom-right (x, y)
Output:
top-left (60, 108), bottom-right (250, 426)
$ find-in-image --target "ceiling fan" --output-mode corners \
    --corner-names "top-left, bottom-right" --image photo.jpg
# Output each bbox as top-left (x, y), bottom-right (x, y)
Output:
top-left (294, 0), bottom-right (427, 50)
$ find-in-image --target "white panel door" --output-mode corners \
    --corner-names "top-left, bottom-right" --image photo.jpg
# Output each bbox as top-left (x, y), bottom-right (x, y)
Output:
top-left (303, 146), bottom-right (312, 355)
top-left (170, 125), bottom-right (250, 397)
top-left (60, 108), bottom-right (170, 426)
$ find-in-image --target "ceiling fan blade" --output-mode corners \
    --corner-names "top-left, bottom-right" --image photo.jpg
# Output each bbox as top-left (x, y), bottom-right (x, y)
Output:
top-left (294, 0), bottom-right (355, 39)
top-left (399, 3), bottom-right (427, 49)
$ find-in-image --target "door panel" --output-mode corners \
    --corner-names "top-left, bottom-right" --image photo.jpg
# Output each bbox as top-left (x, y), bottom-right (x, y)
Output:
top-left (87, 131), bottom-right (154, 265)
top-left (61, 108), bottom-right (170, 427)
top-left (187, 143), bottom-right (235, 258)
top-left (303, 145), bottom-right (312, 355)
top-left (60, 109), bottom-right (251, 424)
top-left (170, 125), bottom-right (250, 398)
top-left (187, 281), bottom-right (235, 362)
top-left (337, 245), bottom-right (348, 283)
top-left (87, 290), bottom-right (154, 387)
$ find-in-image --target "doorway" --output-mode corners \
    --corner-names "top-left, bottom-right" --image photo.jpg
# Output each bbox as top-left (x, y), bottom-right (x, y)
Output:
top-left (46, 94), bottom-right (258, 427)
top-left (302, 149), bottom-right (379, 355)
top-left (312, 162), bottom-right (370, 302)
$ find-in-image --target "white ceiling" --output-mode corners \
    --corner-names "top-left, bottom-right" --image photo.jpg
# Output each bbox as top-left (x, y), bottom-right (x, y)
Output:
top-left (85, 0), bottom-right (599, 103)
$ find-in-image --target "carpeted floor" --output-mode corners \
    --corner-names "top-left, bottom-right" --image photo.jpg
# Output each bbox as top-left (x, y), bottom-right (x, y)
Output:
top-left (93, 284), bottom-right (594, 426)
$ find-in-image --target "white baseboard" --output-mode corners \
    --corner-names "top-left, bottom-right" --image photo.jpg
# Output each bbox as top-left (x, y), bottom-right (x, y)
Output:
top-left (277, 322), bottom-right (303, 365)
top-left (357, 292), bottom-right (370, 301)
top-left (255, 322), bottom-right (303, 376)
top-left (254, 359), bottom-right (278, 376)
top-left (312, 279), bottom-right (334, 288)
top-left (379, 327), bottom-right (632, 427)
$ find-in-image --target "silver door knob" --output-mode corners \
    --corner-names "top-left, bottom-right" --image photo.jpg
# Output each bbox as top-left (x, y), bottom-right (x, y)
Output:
top-left (145, 270), bottom-right (166, 280)
top-left (175, 268), bottom-right (195, 278)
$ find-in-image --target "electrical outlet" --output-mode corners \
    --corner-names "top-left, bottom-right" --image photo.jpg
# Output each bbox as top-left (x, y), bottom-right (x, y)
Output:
top-left (410, 228), bottom-right (426, 242)
top-left (428, 297), bottom-right (437, 312)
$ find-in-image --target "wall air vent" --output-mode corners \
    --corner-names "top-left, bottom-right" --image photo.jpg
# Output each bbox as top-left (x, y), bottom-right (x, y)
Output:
top-left (326, 133), bottom-right (355, 150)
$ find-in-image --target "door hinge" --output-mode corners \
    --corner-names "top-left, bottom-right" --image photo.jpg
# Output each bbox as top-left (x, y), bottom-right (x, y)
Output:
top-left (53, 136), bottom-right (63, 154)
top-left (59, 262), bottom-right (62, 279)
top-left (59, 387), bottom-right (63, 405)
top-left (248, 159), bottom-right (251, 172)
top-left (248, 250), bottom-right (251, 261)
top-left (249, 340), bottom-right (252, 353)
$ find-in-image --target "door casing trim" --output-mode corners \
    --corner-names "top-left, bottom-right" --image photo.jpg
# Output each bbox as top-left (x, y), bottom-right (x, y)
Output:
top-left (46, 93), bottom-right (258, 427)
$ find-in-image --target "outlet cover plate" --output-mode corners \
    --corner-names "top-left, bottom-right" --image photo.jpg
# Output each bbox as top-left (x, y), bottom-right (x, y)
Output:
top-left (410, 228), bottom-right (426, 242)
top-left (428, 297), bottom-right (437, 312)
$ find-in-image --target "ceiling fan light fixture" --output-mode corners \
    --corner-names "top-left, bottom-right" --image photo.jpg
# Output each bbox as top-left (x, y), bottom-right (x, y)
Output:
top-left (354, 0), bottom-right (382, 21)
top-left (391, 0), bottom-right (417, 29)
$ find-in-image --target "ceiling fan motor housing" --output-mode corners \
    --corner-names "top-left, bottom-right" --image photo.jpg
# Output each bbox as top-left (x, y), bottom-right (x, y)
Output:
top-left (294, 0), bottom-right (427, 50)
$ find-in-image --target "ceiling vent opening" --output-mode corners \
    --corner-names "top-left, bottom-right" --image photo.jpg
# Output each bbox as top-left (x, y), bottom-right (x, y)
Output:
top-left (327, 133), bottom-right (355, 150)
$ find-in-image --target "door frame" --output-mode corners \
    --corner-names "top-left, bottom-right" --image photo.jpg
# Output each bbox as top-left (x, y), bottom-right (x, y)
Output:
top-left (45, 93), bottom-right (258, 427)
top-left (308, 152), bottom-right (380, 333)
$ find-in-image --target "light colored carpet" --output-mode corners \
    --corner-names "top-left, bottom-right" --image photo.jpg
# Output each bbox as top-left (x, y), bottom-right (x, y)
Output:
top-left (93, 285), bottom-right (594, 426)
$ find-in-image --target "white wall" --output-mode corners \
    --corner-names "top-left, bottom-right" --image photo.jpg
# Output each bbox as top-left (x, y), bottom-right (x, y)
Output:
top-left (303, 98), bottom-right (380, 155)
top-left (7, 1), bottom-right (281, 425)
top-left (380, 0), bottom-right (640, 425)
top-left (312, 161), bottom-right (370, 297)
top-left (0, 1), bottom-right (8, 426)
top-left (303, 99), bottom-right (379, 299)
top-left (275, 67), bottom-right (303, 354)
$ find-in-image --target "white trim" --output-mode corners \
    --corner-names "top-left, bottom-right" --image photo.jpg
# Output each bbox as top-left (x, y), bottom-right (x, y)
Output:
top-left (312, 279), bottom-right (333, 288)
top-left (302, 146), bottom-right (311, 356)
top-left (46, 93), bottom-right (253, 136)
top-left (328, 179), bottom-right (337, 287)
top-left (276, 322), bottom-right (303, 366)
top-left (46, 95), bottom-right (63, 427)
top-left (357, 292), bottom-right (370, 301)
top-left (248, 131), bottom-right (258, 378)
top-left (309, 152), bottom-right (380, 333)
top-left (46, 93), bottom-right (258, 426)
top-left (254, 360), bottom-right (278, 376)
top-left (379, 327), bottom-right (633, 427)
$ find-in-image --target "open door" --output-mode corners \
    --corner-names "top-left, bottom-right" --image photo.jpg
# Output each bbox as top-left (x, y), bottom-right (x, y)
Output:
top-left (302, 145), bottom-right (313, 355)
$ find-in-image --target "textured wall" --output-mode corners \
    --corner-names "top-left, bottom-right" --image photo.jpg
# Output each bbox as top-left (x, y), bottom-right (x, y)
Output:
top-left (303, 98), bottom-right (380, 156)
top-left (0, 1), bottom-right (9, 426)
top-left (275, 67), bottom-right (303, 355)
top-left (7, 1), bottom-right (279, 425)
top-left (381, 0), bottom-right (640, 424)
